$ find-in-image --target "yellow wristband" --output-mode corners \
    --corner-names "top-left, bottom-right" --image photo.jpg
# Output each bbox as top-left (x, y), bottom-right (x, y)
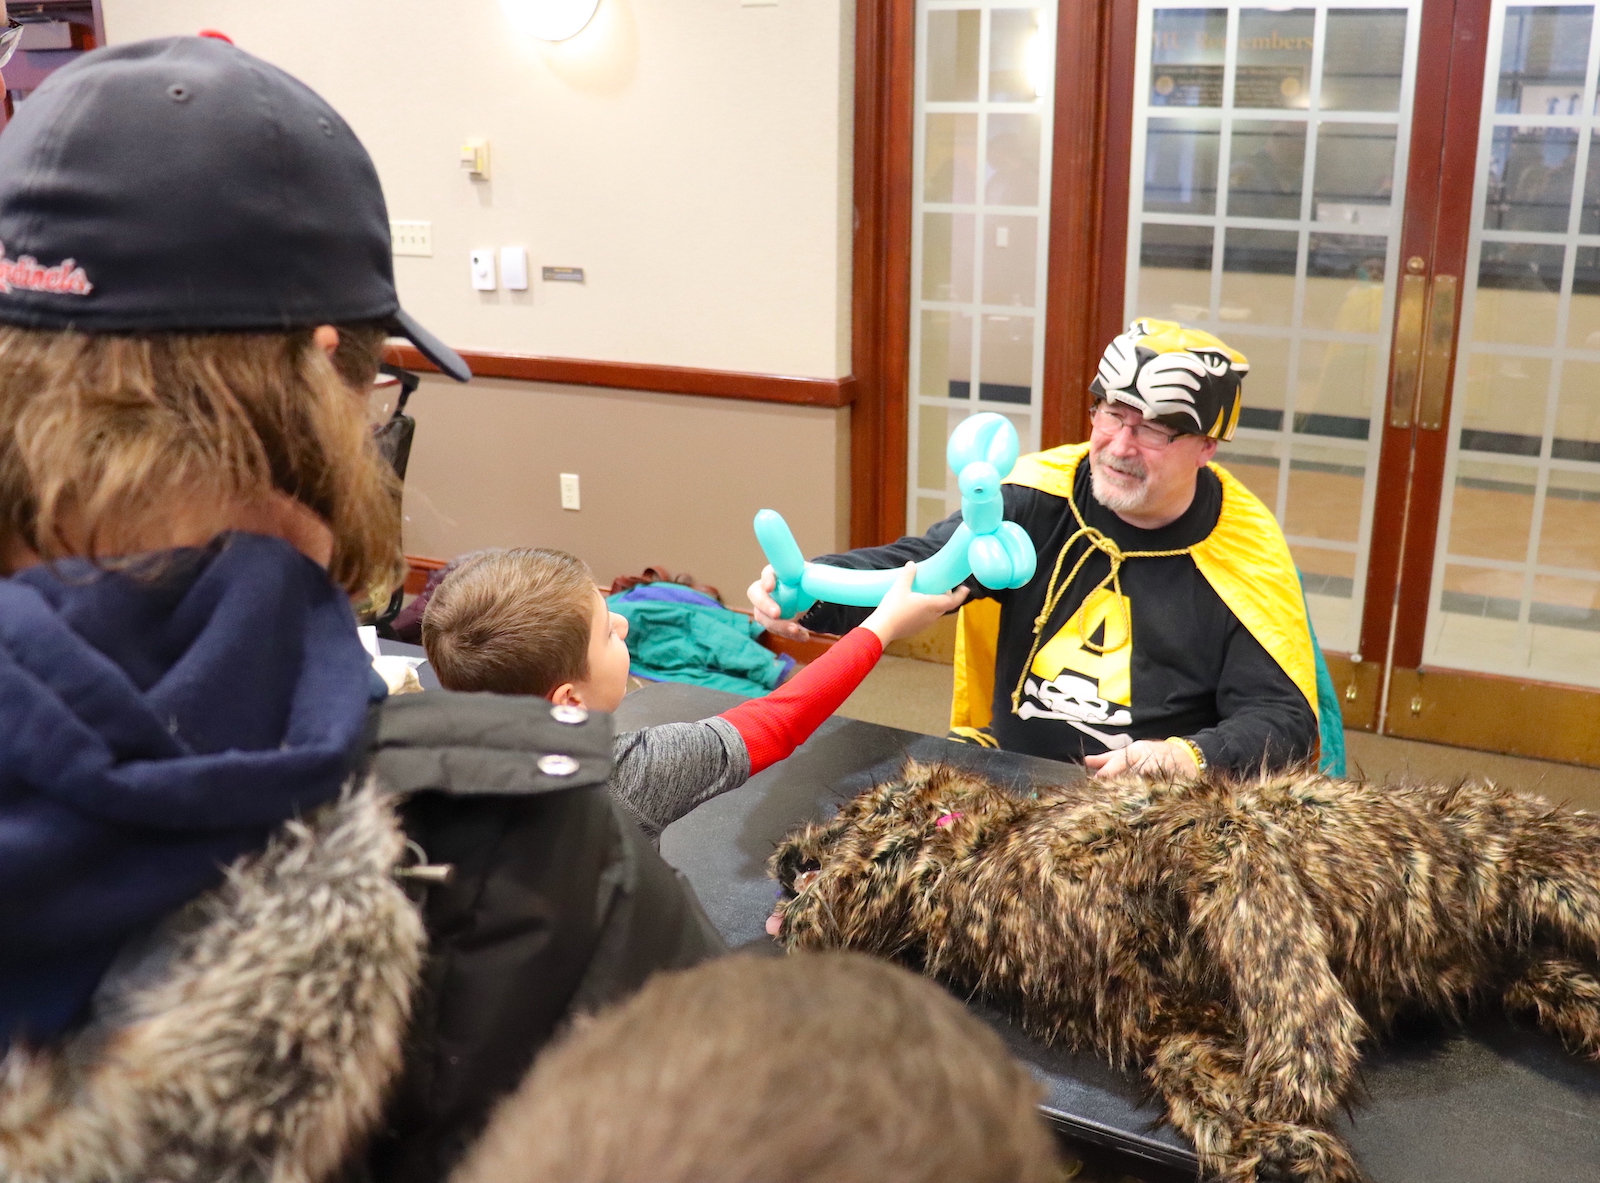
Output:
top-left (1166, 736), bottom-right (1206, 775)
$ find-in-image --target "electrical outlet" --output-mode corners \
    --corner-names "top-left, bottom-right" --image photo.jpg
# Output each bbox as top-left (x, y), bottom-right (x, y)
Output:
top-left (390, 220), bottom-right (433, 257)
top-left (559, 473), bottom-right (581, 511)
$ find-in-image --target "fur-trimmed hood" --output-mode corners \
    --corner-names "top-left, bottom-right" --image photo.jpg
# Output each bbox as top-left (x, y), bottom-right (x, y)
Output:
top-left (0, 783), bottom-right (424, 1183)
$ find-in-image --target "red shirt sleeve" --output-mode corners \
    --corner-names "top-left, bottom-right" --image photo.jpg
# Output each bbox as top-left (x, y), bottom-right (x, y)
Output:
top-left (718, 627), bottom-right (884, 776)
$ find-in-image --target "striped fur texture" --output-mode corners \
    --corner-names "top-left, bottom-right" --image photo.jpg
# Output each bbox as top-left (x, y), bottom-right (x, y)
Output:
top-left (769, 761), bottom-right (1600, 1183)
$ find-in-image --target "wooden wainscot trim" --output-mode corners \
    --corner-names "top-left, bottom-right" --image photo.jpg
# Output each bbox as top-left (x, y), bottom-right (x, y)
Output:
top-left (384, 344), bottom-right (856, 409)
top-left (404, 553), bottom-right (449, 596)
top-left (1386, 666), bottom-right (1600, 767)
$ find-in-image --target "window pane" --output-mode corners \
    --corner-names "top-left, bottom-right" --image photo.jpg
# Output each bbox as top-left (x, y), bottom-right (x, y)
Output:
top-left (1313, 122), bottom-right (1398, 226)
top-left (1136, 222), bottom-right (1214, 322)
top-left (927, 10), bottom-right (981, 102)
top-left (1228, 119), bottom-right (1307, 218)
top-left (989, 8), bottom-right (1046, 102)
top-left (1555, 359), bottom-right (1600, 462)
top-left (919, 309), bottom-right (973, 399)
top-left (986, 112), bottom-right (1042, 206)
top-left (1215, 437), bottom-right (1283, 509)
top-left (1292, 545), bottom-right (1356, 595)
top-left (979, 314), bottom-right (1034, 403)
top-left (1471, 242), bottom-right (1564, 347)
top-left (1296, 339), bottom-right (1380, 433)
top-left (1285, 443), bottom-right (1365, 542)
top-left (1234, 8), bottom-right (1315, 109)
top-left (1150, 8), bottom-right (1226, 108)
top-left (1484, 126), bottom-right (1578, 232)
top-left (1448, 459), bottom-right (1536, 561)
top-left (922, 212), bottom-right (976, 302)
top-left (982, 213), bottom-right (1037, 306)
top-left (925, 114), bottom-right (978, 204)
top-left (1230, 333), bottom-right (1292, 427)
top-left (1569, 246), bottom-right (1600, 348)
top-left (1145, 117), bottom-right (1221, 213)
top-left (918, 406), bottom-right (959, 491)
top-left (1303, 233), bottom-right (1388, 332)
top-left (1497, 5), bottom-right (1593, 113)
top-left (1578, 131), bottom-right (1600, 233)
top-left (1457, 351), bottom-right (1551, 449)
top-left (1322, 9), bottom-right (1407, 112)
top-left (1220, 227), bottom-right (1298, 326)
top-left (1538, 468), bottom-right (1600, 568)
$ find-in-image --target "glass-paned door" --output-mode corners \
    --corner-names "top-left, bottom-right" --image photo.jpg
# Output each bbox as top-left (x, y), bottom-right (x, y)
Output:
top-left (1124, 2), bottom-right (1421, 655)
top-left (1424, 1), bottom-right (1600, 686)
top-left (907, 0), bottom-right (1058, 533)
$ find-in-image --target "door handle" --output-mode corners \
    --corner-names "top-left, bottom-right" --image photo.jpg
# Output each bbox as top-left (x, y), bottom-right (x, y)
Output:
top-left (1389, 268), bottom-right (1428, 429)
top-left (1417, 274), bottom-right (1458, 430)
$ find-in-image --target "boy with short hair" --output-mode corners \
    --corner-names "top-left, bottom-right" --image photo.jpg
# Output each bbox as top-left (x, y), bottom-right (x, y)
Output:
top-left (424, 547), bottom-right (966, 842)
top-left (452, 952), bottom-right (1061, 1183)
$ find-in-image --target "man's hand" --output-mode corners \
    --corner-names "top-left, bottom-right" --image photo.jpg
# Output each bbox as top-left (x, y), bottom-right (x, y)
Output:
top-left (747, 564), bottom-right (812, 642)
top-left (1084, 739), bottom-right (1201, 780)
top-left (861, 563), bottom-right (969, 646)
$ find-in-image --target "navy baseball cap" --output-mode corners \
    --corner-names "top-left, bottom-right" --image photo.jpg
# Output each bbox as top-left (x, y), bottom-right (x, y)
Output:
top-left (0, 35), bottom-right (469, 381)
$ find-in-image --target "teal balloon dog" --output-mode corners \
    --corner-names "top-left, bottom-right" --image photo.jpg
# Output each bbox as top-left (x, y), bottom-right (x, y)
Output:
top-left (754, 412), bottom-right (1037, 617)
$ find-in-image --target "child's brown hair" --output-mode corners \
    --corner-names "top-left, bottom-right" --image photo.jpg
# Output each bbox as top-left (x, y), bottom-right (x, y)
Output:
top-left (0, 323), bottom-right (401, 595)
top-left (422, 547), bottom-right (598, 696)
top-left (451, 951), bottom-right (1060, 1183)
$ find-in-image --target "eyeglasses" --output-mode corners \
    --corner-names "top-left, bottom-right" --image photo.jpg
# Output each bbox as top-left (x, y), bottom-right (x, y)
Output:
top-left (1089, 400), bottom-right (1182, 449)
top-left (0, 21), bottom-right (22, 71)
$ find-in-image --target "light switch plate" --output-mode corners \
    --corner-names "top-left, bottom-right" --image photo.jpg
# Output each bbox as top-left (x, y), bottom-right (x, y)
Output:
top-left (559, 473), bottom-right (581, 511)
top-left (390, 220), bottom-right (432, 257)
top-left (501, 246), bottom-right (529, 290)
top-left (470, 249), bottom-right (496, 291)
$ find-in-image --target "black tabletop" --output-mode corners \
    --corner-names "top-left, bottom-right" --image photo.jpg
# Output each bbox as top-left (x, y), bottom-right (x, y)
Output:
top-left (618, 680), bottom-right (1600, 1182)
top-left (378, 638), bottom-right (441, 691)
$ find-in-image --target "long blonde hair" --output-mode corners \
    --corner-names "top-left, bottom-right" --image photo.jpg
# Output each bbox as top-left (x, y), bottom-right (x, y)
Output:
top-left (0, 324), bottom-right (402, 595)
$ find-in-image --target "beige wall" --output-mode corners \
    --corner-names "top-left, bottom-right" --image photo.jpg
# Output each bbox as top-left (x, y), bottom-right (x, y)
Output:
top-left (400, 375), bottom-right (850, 598)
top-left (101, 0), bottom-right (856, 378)
top-left (101, 0), bottom-right (859, 591)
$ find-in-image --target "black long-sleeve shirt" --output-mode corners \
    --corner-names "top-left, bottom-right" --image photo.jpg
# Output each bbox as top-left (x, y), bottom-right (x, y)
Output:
top-left (800, 462), bottom-right (1317, 775)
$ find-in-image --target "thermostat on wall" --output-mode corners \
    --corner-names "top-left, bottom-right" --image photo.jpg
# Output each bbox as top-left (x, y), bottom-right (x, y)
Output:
top-left (542, 266), bottom-right (585, 283)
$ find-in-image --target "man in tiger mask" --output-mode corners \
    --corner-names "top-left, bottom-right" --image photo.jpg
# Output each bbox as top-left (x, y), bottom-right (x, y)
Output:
top-left (749, 318), bottom-right (1339, 779)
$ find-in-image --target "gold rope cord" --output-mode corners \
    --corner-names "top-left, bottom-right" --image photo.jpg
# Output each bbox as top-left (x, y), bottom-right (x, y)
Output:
top-left (1010, 488), bottom-right (1193, 712)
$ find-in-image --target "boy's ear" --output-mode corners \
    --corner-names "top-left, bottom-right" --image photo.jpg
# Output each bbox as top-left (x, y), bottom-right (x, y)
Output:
top-left (548, 682), bottom-right (582, 707)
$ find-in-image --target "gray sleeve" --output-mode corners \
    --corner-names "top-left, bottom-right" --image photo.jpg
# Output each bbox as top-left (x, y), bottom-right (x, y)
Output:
top-left (608, 716), bottom-right (751, 844)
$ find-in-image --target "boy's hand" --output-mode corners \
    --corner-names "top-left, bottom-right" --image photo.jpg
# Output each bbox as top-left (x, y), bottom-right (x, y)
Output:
top-left (861, 562), bottom-right (969, 646)
top-left (748, 565), bottom-right (813, 642)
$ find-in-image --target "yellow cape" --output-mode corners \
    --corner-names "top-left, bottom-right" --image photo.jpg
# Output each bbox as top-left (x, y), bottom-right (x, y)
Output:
top-left (950, 442), bottom-right (1318, 734)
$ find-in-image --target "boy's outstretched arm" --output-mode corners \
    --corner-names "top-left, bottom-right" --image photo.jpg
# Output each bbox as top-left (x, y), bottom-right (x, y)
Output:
top-left (722, 563), bottom-right (966, 775)
top-left (610, 565), bottom-right (966, 842)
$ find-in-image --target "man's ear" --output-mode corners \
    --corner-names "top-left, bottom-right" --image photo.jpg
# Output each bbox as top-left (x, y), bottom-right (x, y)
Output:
top-left (1195, 436), bottom-right (1220, 466)
top-left (548, 682), bottom-right (583, 707)
top-left (313, 324), bottom-right (340, 357)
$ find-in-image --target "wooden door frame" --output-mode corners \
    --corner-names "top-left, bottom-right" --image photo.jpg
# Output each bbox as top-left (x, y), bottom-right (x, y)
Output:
top-left (1042, 0), bottom-right (1139, 448)
top-left (850, 0), bottom-right (1139, 545)
top-left (1350, 0), bottom-right (1491, 729)
top-left (848, 0), bottom-right (915, 549)
top-left (1374, 0), bottom-right (1600, 764)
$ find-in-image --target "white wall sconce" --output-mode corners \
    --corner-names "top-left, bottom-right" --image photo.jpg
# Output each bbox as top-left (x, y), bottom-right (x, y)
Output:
top-left (501, 0), bottom-right (602, 41)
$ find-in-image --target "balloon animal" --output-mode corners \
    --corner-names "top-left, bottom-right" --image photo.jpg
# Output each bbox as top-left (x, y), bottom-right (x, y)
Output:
top-left (754, 412), bottom-right (1037, 616)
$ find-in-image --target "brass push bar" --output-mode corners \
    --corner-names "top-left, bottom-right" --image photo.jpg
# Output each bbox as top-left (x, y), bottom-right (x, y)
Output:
top-left (1418, 274), bottom-right (1457, 430)
top-left (1389, 264), bottom-right (1427, 429)
top-left (1389, 258), bottom-right (1458, 431)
